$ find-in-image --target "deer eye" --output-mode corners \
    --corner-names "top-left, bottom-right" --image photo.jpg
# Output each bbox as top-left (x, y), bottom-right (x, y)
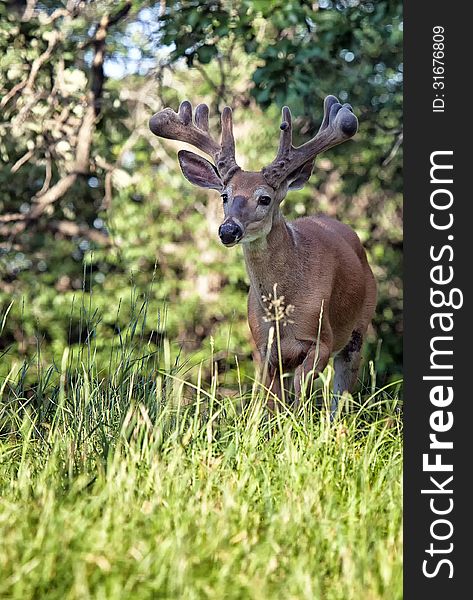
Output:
top-left (221, 193), bottom-right (228, 203)
top-left (258, 195), bottom-right (272, 206)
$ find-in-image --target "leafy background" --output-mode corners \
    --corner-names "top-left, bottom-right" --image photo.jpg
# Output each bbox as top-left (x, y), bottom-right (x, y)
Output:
top-left (0, 0), bottom-right (403, 386)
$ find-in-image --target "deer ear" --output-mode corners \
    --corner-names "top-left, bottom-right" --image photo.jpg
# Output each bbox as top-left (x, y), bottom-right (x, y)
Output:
top-left (178, 150), bottom-right (223, 190)
top-left (287, 160), bottom-right (314, 191)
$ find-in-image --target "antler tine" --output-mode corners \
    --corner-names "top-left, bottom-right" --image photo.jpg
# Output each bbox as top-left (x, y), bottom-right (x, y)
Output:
top-left (262, 95), bottom-right (358, 188)
top-left (194, 103), bottom-right (210, 132)
top-left (149, 101), bottom-right (240, 181)
top-left (216, 107), bottom-right (239, 182)
top-left (259, 106), bottom-right (293, 185)
top-left (149, 100), bottom-right (221, 162)
top-left (220, 107), bottom-right (235, 155)
top-left (178, 100), bottom-right (193, 125)
top-left (277, 106), bottom-right (293, 156)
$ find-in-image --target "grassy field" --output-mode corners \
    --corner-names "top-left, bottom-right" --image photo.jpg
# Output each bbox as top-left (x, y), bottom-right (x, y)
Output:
top-left (0, 318), bottom-right (402, 600)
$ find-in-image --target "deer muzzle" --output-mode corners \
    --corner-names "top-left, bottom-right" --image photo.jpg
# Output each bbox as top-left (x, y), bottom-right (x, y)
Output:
top-left (218, 219), bottom-right (243, 247)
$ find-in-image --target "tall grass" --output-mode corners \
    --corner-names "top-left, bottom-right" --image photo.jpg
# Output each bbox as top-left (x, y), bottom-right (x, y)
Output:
top-left (0, 297), bottom-right (402, 600)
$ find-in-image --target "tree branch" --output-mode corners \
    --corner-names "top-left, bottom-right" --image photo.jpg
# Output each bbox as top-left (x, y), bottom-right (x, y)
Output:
top-left (382, 130), bottom-right (403, 166)
top-left (36, 151), bottom-right (53, 197)
top-left (11, 148), bottom-right (34, 173)
top-left (0, 31), bottom-right (61, 109)
top-left (21, 0), bottom-right (37, 21)
top-left (5, 0), bottom-right (132, 238)
top-left (49, 220), bottom-right (111, 245)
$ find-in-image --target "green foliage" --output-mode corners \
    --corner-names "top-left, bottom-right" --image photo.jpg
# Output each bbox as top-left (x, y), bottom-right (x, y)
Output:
top-left (1, 0), bottom-right (402, 388)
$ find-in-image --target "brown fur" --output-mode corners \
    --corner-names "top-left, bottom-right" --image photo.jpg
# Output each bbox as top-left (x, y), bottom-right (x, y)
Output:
top-left (223, 170), bottom-right (377, 410)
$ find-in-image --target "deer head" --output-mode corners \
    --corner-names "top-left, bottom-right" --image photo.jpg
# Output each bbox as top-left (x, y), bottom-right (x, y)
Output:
top-left (149, 96), bottom-right (358, 247)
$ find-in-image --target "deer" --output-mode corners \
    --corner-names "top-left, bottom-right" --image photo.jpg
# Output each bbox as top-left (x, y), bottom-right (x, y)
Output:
top-left (149, 95), bottom-right (377, 415)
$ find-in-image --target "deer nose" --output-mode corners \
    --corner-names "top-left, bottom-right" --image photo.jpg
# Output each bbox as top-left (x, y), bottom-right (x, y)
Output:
top-left (218, 220), bottom-right (243, 246)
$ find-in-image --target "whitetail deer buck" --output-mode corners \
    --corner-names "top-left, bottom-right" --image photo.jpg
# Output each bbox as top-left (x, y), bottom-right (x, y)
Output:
top-left (149, 96), bottom-right (376, 414)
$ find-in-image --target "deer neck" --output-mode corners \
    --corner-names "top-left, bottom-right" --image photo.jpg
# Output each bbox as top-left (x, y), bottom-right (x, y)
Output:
top-left (242, 213), bottom-right (296, 299)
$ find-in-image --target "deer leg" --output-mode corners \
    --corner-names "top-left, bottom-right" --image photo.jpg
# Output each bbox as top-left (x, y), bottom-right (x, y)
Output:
top-left (294, 342), bottom-right (331, 409)
top-left (266, 365), bottom-right (283, 413)
top-left (333, 329), bottom-right (364, 416)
